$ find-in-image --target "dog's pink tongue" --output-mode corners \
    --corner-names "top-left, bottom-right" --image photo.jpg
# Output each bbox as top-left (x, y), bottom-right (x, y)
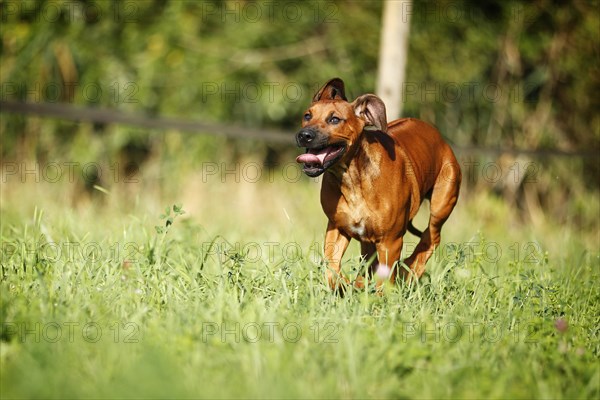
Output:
top-left (296, 148), bottom-right (328, 166)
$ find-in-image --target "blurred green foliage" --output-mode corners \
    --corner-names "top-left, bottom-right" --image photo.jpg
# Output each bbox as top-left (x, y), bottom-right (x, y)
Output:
top-left (1, 1), bottom-right (598, 146)
top-left (0, 0), bottom-right (598, 221)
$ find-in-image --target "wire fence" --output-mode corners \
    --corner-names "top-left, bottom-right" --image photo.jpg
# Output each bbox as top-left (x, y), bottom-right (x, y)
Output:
top-left (1, 100), bottom-right (597, 159)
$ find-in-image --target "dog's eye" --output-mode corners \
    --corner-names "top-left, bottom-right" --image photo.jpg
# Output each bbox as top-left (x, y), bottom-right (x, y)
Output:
top-left (303, 113), bottom-right (312, 121)
top-left (329, 116), bottom-right (341, 124)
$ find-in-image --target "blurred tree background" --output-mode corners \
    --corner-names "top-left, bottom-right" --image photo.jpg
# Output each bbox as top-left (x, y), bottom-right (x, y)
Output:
top-left (1, 0), bottom-right (598, 228)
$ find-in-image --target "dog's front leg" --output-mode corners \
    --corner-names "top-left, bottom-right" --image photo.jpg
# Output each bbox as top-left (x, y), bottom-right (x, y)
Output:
top-left (352, 242), bottom-right (377, 289)
top-left (375, 237), bottom-right (404, 282)
top-left (323, 221), bottom-right (350, 291)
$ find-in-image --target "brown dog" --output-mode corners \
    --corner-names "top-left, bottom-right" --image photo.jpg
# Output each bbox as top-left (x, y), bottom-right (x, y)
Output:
top-left (295, 78), bottom-right (461, 290)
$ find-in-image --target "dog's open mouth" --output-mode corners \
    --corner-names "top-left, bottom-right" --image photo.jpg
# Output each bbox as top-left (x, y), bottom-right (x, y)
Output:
top-left (295, 144), bottom-right (346, 177)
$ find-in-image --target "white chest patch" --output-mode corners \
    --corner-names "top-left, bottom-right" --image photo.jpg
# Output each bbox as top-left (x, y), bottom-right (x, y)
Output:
top-left (341, 174), bottom-right (372, 239)
top-left (349, 221), bottom-right (366, 237)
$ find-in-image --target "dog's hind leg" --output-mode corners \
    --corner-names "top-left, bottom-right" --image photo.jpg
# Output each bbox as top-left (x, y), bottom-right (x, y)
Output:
top-left (404, 161), bottom-right (461, 279)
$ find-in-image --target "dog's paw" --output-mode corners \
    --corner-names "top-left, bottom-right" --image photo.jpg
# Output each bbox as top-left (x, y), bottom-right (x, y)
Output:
top-left (326, 270), bottom-right (349, 294)
top-left (353, 276), bottom-right (366, 289)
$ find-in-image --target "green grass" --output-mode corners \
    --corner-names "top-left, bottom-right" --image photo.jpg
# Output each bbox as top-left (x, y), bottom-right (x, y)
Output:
top-left (1, 146), bottom-right (599, 399)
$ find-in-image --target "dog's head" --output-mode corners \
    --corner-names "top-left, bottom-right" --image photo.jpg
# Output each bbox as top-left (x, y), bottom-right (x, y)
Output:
top-left (295, 78), bottom-right (388, 177)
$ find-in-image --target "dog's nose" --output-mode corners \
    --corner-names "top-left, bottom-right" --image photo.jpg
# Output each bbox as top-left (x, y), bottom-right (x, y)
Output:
top-left (296, 129), bottom-right (315, 144)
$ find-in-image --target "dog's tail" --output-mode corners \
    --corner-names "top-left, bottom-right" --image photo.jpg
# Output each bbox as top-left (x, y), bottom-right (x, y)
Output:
top-left (407, 220), bottom-right (423, 237)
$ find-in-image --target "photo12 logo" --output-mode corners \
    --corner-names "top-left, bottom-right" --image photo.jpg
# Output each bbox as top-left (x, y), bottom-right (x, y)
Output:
top-left (200, 82), bottom-right (303, 104)
top-left (200, 321), bottom-right (339, 344)
top-left (402, 81), bottom-right (535, 104)
top-left (1, 81), bottom-right (139, 104)
top-left (400, 321), bottom-right (538, 344)
top-left (200, 162), bottom-right (304, 184)
top-left (1, 1), bottom-right (138, 23)
top-left (0, 240), bottom-right (143, 265)
top-left (2, 321), bottom-right (141, 344)
top-left (2, 162), bottom-right (140, 184)
top-left (199, 1), bottom-right (338, 24)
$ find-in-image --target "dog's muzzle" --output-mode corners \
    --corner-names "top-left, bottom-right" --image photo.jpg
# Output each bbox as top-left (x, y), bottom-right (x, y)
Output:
top-left (295, 128), bottom-right (346, 177)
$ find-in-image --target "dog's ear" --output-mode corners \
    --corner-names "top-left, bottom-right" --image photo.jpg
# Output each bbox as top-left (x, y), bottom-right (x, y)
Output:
top-left (352, 94), bottom-right (388, 133)
top-left (313, 78), bottom-right (347, 102)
